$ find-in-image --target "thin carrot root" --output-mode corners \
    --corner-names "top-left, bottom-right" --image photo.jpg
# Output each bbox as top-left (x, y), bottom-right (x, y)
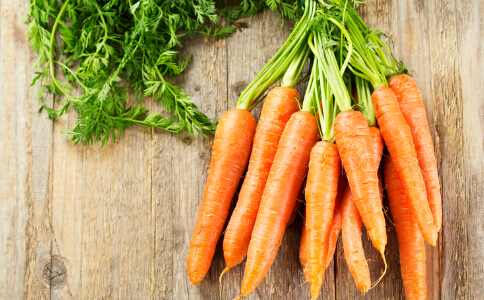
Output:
top-left (233, 296), bottom-right (243, 300)
top-left (219, 266), bottom-right (230, 284)
top-left (370, 250), bottom-right (388, 290)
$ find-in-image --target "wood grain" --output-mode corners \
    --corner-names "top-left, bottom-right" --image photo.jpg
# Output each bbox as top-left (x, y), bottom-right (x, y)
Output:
top-left (0, 1), bottom-right (53, 299)
top-left (460, 1), bottom-right (484, 298)
top-left (1, 0), bottom-right (483, 299)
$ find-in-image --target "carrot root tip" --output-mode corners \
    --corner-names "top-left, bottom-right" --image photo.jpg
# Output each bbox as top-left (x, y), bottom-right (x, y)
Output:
top-left (219, 266), bottom-right (231, 285)
top-left (370, 250), bottom-right (387, 290)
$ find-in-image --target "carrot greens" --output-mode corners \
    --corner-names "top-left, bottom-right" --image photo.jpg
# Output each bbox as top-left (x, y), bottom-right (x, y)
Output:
top-left (236, 0), bottom-right (316, 111)
top-left (24, 0), bottom-right (302, 146)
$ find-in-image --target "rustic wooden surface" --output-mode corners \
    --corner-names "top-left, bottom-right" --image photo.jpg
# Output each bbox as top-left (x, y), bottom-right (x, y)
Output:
top-left (1, 0), bottom-right (483, 299)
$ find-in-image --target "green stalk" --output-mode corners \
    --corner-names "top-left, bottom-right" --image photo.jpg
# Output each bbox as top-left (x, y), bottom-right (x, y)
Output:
top-left (302, 61), bottom-right (317, 114)
top-left (48, 0), bottom-right (70, 98)
top-left (281, 45), bottom-right (310, 88)
top-left (236, 0), bottom-right (317, 111)
top-left (327, 0), bottom-right (406, 88)
top-left (355, 75), bottom-right (376, 127)
top-left (302, 56), bottom-right (336, 142)
top-left (308, 29), bottom-right (352, 112)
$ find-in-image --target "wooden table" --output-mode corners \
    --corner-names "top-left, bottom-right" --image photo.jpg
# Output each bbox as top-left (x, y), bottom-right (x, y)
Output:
top-left (1, 0), bottom-right (482, 299)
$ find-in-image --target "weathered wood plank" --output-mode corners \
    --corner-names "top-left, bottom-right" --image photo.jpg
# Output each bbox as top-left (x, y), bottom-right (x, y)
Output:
top-left (77, 117), bottom-right (153, 299)
top-left (50, 108), bottom-right (84, 300)
top-left (0, 1), bottom-right (54, 299)
top-left (459, 0), bottom-right (484, 298)
top-left (151, 24), bottom-right (229, 300)
top-left (427, 0), bottom-right (469, 299)
top-left (0, 0), bottom-right (54, 299)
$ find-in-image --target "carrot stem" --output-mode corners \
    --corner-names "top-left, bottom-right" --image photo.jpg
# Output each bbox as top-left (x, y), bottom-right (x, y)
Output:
top-left (236, 1), bottom-right (316, 111)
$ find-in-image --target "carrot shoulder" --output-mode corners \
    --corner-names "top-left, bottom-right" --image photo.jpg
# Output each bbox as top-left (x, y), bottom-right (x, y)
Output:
top-left (372, 86), bottom-right (437, 245)
top-left (187, 109), bottom-right (256, 285)
top-left (305, 141), bottom-right (341, 299)
top-left (333, 111), bottom-right (386, 255)
top-left (388, 74), bottom-right (441, 232)
top-left (385, 157), bottom-right (427, 300)
top-left (223, 87), bottom-right (300, 272)
top-left (239, 111), bottom-right (318, 298)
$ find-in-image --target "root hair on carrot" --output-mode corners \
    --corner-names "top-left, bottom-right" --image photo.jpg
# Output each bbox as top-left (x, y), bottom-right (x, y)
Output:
top-left (370, 251), bottom-right (387, 290)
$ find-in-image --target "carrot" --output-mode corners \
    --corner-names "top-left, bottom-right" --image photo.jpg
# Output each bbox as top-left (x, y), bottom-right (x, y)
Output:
top-left (325, 173), bottom-right (347, 268)
top-left (341, 126), bottom-right (384, 292)
top-left (341, 184), bottom-right (370, 291)
top-left (186, 109), bottom-right (256, 285)
top-left (333, 111), bottom-right (387, 255)
top-left (236, 111), bottom-right (319, 299)
top-left (305, 141), bottom-right (341, 299)
top-left (222, 87), bottom-right (300, 277)
top-left (298, 172), bottom-right (346, 277)
top-left (299, 210), bottom-right (309, 280)
top-left (371, 86), bottom-right (438, 245)
top-left (385, 157), bottom-right (427, 300)
top-left (388, 74), bottom-right (441, 232)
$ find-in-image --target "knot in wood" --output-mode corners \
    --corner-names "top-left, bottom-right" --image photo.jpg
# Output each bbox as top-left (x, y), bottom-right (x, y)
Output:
top-left (42, 256), bottom-right (67, 288)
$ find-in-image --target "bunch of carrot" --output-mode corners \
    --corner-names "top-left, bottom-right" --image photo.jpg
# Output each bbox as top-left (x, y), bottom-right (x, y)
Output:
top-left (186, 1), bottom-right (441, 299)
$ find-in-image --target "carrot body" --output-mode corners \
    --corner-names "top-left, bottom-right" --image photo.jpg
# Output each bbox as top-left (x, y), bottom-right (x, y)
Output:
top-left (371, 86), bottom-right (437, 245)
top-left (341, 185), bottom-right (370, 291)
top-left (388, 74), bottom-right (441, 232)
top-left (239, 111), bottom-right (319, 298)
top-left (305, 141), bottom-right (341, 299)
top-left (341, 127), bottom-right (384, 292)
top-left (187, 109), bottom-right (256, 285)
top-left (333, 111), bottom-right (386, 254)
top-left (385, 158), bottom-right (427, 300)
top-left (299, 210), bottom-right (309, 280)
top-left (299, 174), bottom-right (346, 277)
top-left (223, 87), bottom-right (300, 271)
top-left (325, 173), bottom-right (347, 269)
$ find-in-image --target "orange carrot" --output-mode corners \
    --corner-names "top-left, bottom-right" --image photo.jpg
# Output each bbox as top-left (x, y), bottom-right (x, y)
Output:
top-left (305, 141), bottom-right (341, 299)
top-left (385, 157), bottom-right (427, 300)
top-left (187, 109), bottom-right (256, 285)
top-left (388, 74), bottom-right (441, 232)
top-left (299, 175), bottom-right (346, 273)
top-left (333, 111), bottom-right (386, 255)
top-left (325, 173), bottom-right (347, 269)
top-left (341, 184), bottom-right (370, 291)
top-left (341, 126), bottom-right (384, 292)
top-left (299, 210), bottom-right (309, 280)
top-left (371, 86), bottom-right (438, 245)
top-left (222, 87), bottom-right (300, 276)
top-left (237, 111), bottom-right (318, 299)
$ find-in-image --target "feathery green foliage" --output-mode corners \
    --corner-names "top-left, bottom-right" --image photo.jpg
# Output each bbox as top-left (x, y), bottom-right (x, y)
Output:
top-left (24, 0), bottom-right (300, 146)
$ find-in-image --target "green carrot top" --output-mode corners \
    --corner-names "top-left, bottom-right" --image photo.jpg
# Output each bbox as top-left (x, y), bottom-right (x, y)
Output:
top-left (236, 0), bottom-right (318, 111)
top-left (326, 0), bottom-right (407, 89)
